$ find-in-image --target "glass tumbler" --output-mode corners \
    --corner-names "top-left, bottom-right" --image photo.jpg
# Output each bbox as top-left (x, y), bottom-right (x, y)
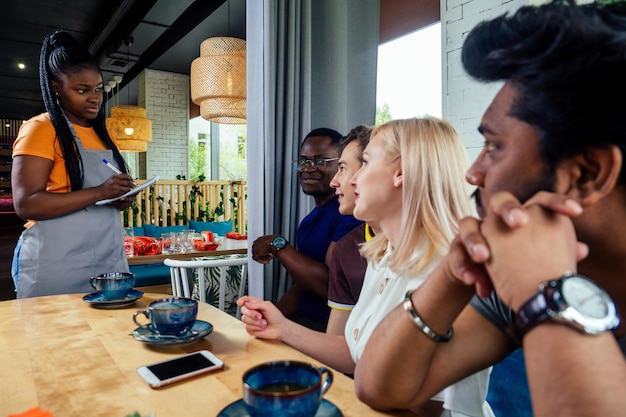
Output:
top-left (161, 233), bottom-right (172, 254)
top-left (122, 227), bottom-right (134, 257)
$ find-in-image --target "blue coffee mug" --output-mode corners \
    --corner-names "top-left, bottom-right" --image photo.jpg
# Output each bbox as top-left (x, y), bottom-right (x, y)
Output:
top-left (133, 297), bottom-right (198, 336)
top-left (89, 272), bottom-right (135, 301)
top-left (243, 360), bottom-right (333, 417)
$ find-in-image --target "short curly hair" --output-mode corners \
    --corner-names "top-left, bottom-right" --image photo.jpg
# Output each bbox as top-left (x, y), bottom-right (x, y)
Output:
top-left (462, 0), bottom-right (626, 182)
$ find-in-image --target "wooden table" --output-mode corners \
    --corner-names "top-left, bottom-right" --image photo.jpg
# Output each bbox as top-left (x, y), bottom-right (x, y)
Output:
top-left (127, 238), bottom-right (248, 265)
top-left (0, 293), bottom-right (415, 417)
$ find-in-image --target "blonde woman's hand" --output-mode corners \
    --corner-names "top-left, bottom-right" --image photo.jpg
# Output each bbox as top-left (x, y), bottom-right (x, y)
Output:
top-left (236, 296), bottom-right (287, 340)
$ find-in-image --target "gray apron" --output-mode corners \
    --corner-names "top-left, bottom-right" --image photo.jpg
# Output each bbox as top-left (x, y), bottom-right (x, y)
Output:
top-left (17, 120), bottom-right (129, 298)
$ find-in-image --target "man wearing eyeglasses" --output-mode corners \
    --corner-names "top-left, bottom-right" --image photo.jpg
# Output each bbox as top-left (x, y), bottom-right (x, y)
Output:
top-left (251, 128), bottom-right (363, 331)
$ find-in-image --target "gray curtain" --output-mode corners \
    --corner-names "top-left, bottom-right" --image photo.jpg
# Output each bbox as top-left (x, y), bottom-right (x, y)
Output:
top-left (247, 0), bottom-right (378, 302)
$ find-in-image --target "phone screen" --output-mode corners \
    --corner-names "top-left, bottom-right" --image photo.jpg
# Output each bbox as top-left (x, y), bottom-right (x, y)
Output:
top-left (148, 352), bottom-right (217, 380)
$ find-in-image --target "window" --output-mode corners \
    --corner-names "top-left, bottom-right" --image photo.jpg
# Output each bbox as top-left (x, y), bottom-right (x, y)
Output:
top-left (376, 23), bottom-right (442, 120)
top-left (189, 117), bottom-right (247, 181)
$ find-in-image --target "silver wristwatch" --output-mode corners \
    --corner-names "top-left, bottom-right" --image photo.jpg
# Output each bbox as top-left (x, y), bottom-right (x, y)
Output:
top-left (515, 273), bottom-right (620, 337)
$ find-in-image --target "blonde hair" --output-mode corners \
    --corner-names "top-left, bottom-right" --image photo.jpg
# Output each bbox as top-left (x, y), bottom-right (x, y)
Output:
top-left (360, 117), bottom-right (475, 274)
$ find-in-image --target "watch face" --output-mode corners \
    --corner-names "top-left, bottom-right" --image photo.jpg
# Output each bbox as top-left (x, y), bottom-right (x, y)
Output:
top-left (561, 276), bottom-right (611, 319)
top-left (272, 236), bottom-right (286, 249)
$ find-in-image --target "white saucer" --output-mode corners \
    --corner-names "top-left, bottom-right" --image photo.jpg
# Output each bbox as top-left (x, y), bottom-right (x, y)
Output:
top-left (131, 319), bottom-right (214, 346)
top-left (82, 289), bottom-right (143, 308)
top-left (217, 399), bottom-right (343, 417)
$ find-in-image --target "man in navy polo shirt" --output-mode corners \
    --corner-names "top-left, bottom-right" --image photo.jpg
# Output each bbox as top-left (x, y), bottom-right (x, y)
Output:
top-left (252, 128), bottom-right (363, 331)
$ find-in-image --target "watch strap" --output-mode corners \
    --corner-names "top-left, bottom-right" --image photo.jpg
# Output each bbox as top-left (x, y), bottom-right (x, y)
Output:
top-left (515, 287), bottom-right (552, 338)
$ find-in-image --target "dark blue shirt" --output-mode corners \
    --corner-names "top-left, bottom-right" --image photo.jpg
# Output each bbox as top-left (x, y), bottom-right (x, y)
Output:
top-left (294, 195), bottom-right (363, 329)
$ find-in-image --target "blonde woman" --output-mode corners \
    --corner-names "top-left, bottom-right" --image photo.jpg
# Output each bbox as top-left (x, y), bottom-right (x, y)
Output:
top-left (238, 117), bottom-right (492, 416)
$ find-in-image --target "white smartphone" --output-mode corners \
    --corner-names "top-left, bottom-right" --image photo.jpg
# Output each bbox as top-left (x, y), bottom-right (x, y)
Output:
top-left (136, 350), bottom-right (224, 388)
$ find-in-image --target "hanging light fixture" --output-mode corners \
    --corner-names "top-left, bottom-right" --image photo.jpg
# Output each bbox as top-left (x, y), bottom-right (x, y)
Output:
top-left (105, 38), bottom-right (152, 152)
top-left (191, 36), bottom-right (246, 124)
top-left (191, 0), bottom-right (246, 124)
top-left (106, 105), bottom-right (152, 152)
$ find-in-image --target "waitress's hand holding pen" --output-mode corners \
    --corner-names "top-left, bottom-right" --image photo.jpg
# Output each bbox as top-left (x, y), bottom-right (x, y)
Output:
top-left (99, 159), bottom-right (135, 199)
top-left (102, 158), bottom-right (135, 186)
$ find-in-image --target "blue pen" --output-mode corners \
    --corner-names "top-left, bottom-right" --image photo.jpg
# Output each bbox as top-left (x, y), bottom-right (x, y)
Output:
top-left (102, 158), bottom-right (123, 175)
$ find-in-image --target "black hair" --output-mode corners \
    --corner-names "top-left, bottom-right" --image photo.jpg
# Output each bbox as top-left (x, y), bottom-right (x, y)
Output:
top-left (39, 30), bottom-right (128, 191)
top-left (302, 127), bottom-right (343, 149)
top-left (461, 0), bottom-right (626, 182)
top-left (339, 124), bottom-right (372, 157)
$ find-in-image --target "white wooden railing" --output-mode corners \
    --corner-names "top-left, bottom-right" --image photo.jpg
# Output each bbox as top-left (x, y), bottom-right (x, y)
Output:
top-left (121, 179), bottom-right (247, 232)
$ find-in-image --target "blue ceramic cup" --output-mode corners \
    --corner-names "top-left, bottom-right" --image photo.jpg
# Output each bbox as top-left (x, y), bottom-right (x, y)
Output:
top-left (89, 272), bottom-right (135, 301)
top-left (132, 297), bottom-right (198, 336)
top-left (243, 360), bottom-right (333, 417)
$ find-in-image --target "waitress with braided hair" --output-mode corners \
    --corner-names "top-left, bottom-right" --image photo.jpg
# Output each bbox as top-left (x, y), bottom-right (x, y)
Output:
top-left (11, 30), bottom-right (135, 298)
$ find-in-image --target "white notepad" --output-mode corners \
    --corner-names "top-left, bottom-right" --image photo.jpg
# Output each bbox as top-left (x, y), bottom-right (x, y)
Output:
top-left (95, 175), bottom-right (159, 206)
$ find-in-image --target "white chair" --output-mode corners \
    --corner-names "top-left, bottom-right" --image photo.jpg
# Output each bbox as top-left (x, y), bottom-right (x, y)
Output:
top-left (164, 257), bottom-right (248, 319)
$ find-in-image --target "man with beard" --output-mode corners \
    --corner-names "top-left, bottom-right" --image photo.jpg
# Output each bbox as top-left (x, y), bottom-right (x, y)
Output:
top-left (353, 1), bottom-right (626, 416)
top-left (252, 128), bottom-right (363, 331)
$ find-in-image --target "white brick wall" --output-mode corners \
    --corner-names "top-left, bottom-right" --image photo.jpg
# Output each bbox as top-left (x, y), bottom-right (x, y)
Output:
top-left (442, 0), bottom-right (527, 162)
top-left (139, 69), bottom-right (190, 180)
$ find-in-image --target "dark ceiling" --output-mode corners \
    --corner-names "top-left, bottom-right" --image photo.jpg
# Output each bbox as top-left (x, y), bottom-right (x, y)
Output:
top-left (0, 0), bottom-right (246, 121)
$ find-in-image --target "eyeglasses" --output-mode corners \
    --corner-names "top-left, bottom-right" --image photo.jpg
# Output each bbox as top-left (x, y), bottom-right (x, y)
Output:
top-left (292, 157), bottom-right (339, 171)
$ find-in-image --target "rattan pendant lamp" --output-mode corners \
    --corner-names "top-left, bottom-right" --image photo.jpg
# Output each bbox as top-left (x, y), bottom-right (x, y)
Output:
top-left (191, 36), bottom-right (246, 124)
top-left (190, 1), bottom-right (246, 124)
top-left (105, 39), bottom-right (153, 152)
top-left (106, 104), bottom-right (152, 152)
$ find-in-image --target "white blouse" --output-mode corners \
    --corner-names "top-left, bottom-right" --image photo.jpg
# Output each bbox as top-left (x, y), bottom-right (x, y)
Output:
top-left (346, 241), bottom-right (494, 417)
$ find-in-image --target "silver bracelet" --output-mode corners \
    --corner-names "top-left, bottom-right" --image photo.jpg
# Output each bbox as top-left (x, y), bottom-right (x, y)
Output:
top-left (403, 289), bottom-right (453, 343)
